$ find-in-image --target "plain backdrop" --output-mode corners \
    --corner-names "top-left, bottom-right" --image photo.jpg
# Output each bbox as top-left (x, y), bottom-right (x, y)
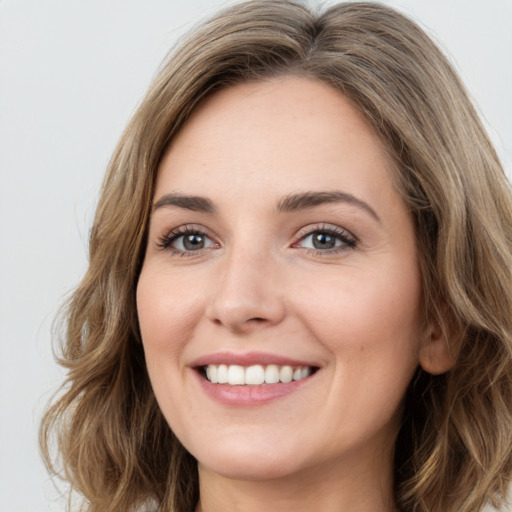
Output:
top-left (0, 1), bottom-right (511, 511)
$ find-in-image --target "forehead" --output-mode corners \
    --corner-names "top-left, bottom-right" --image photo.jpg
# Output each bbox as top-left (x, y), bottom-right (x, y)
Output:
top-left (155, 77), bottom-right (398, 210)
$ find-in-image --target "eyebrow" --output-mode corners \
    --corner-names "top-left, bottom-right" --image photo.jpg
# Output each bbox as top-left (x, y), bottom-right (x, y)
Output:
top-left (277, 191), bottom-right (380, 222)
top-left (153, 193), bottom-right (216, 213)
top-left (152, 190), bottom-right (380, 222)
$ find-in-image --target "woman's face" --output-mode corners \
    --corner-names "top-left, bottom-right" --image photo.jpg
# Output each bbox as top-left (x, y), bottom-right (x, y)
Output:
top-left (137, 77), bottom-right (440, 483)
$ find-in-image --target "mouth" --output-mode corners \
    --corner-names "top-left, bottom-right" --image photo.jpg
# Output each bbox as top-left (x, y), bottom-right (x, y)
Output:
top-left (192, 353), bottom-right (320, 405)
top-left (199, 364), bottom-right (317, 386)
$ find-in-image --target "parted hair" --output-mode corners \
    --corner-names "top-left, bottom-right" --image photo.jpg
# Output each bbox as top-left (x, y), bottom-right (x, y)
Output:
top-left (40, 1), bottom-right (512, 511)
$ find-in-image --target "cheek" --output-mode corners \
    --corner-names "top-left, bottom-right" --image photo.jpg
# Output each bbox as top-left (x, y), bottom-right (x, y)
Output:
top-left (136, 266), bottom-right (206, 437)
top-left (292, 261), bottom-right (423, 384)
top-left (299, 267), bottom-right (420, 334)
top-left (136, 266), bottom-right (203, 367)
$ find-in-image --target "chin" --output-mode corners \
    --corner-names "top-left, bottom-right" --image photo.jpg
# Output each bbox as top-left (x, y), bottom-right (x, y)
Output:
top-left (188, 433), bottom-right (310, 482)
top-left (198, 454), bottom-right (304, 482)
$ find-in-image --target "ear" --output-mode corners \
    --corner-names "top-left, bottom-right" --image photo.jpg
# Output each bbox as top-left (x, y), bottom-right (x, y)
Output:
top-left (418, 321), bottom-right (456, 375)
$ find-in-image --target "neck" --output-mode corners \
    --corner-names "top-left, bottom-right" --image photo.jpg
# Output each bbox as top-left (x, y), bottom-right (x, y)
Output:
top-left (195, 448), bottom-right (396, 512)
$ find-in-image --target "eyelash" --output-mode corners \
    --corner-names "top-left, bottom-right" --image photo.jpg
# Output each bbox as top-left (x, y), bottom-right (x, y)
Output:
top-left (157, 223), bottom-right (357, 257)
top-left (157, 225), bottom-right (216, 256)
top-left (294, 224), bottom-right (357, 255)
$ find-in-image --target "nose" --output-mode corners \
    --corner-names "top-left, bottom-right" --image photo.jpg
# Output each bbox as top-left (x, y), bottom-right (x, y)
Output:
top-left (206, 245), bottom-right (286, 333)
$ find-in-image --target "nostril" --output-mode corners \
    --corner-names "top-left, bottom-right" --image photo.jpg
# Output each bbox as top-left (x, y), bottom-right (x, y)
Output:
top-left (207, 292), bottom-right (286, 331)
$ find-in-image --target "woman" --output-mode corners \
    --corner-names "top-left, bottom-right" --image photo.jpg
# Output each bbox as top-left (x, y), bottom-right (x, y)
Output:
top-left (40, 1), bottom-right (512, 511)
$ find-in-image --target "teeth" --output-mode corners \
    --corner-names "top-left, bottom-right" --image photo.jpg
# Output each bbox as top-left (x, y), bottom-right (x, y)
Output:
top-left (206, 365), bottom-right (217, 383)
top-left (203, 364), bottom-right (313, 385)
top-left (227, 365), bottom-right (245, 385)
top-left (265, 364), bottom-right (280, 384)
top-left (217, 364), bottom-right (228, 384)
top-left (279, 365), bottom-right (293, 383)
top-left (245, 365), bottom-right (265, 385)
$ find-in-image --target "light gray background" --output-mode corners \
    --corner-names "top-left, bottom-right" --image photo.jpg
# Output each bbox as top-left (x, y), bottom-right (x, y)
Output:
top-left (1, 1), bottom-right (511, 511)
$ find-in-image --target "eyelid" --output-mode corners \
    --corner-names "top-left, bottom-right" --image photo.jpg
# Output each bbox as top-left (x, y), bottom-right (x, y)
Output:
top-left (156, 224), bottom-right (219, 254)
top-left (155, 222), bottom-right (356, 257)
top-left (292, 223), bottom-right (357, 252)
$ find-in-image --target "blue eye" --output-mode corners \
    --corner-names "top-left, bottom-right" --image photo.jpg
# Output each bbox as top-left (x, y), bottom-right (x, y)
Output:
top-left (173, 233), bottom-right (214, 251)
top-left (297, 227), bottom-right (356, 252)
top-left (302, 232), bottom-right (341, 250)
top-left (159, 227), bottom-right (216, 253)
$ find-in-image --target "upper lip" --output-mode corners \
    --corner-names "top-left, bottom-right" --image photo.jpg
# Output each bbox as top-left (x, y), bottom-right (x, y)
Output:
top-left (191, 351), bottom-right (319, 368)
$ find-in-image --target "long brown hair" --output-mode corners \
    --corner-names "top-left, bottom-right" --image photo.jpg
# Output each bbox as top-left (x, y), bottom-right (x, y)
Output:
top-left (40, 2), bottom-right (512, 511)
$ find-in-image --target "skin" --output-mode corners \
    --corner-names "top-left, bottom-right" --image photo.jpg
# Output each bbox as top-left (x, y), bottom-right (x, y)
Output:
top-left (137, 77), bottom-right (453, 512)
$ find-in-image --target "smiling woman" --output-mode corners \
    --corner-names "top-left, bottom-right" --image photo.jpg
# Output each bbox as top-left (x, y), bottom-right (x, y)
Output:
top-left (40, 2), bottom-right (512, 512)
top-left (137, 77), bottom-right (439, 506)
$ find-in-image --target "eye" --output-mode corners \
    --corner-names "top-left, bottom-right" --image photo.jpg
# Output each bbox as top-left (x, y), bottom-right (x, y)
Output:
top-left (295, 225), bottom-right (356, 253)
top-left (158, 226), bottom-right (217, 254)
top-left (173, 232), bottom-right (213, 251)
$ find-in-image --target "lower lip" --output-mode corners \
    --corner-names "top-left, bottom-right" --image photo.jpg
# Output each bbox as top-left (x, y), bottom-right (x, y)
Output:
top-left (194, 370), bottom-right (315, 407)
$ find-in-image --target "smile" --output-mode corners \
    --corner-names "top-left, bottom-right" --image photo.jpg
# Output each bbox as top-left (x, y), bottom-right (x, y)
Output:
top-left (203, 364), bottom-right (313, 385)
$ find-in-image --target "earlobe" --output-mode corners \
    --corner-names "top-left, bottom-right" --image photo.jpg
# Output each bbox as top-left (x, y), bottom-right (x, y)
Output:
top-left (418, 322), bottom-right (456, 375)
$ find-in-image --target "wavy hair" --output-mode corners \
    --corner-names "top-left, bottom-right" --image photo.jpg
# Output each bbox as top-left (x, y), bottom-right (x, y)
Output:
top-left (40, 1), bottom-right (512, 511)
